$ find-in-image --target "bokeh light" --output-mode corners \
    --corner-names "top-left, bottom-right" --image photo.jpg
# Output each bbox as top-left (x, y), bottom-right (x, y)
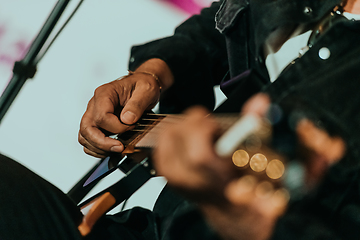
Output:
top-left (250, 153), bottom-right (268, 172)
top-left (266, 159), bottom-right (285, 179)
top-left (232, 149), bottom-right (250, 167)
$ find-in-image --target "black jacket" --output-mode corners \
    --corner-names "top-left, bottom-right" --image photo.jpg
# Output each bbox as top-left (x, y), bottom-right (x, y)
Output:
top-left (114, 1), bottom-right (360, 239)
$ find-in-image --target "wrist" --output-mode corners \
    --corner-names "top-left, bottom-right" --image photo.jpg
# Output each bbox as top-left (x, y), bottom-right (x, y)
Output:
top-left (128, 70), bottom-right (163, 91)
top-left (135, 58), bottom-right (174, 91)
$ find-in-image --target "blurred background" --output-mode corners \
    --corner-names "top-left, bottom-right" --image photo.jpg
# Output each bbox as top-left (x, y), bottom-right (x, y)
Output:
top-left (0, 0), bottom-right (216, 211)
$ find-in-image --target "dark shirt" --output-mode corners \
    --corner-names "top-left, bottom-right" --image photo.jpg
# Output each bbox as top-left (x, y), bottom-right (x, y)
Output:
top-left (123, 1), bottom-right (360, 239)
top-left (129, 0), bottom-right (343, 112)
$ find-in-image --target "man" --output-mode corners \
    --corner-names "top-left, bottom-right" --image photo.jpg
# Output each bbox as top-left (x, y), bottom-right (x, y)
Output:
top-left (0, 0), bottom-right (359, 239)
top-left (79, 0), bottom-right (359, 239)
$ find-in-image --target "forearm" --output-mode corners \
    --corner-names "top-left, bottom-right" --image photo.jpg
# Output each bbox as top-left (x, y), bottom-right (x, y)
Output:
top-left (128, 2), bottom-right (228, 113)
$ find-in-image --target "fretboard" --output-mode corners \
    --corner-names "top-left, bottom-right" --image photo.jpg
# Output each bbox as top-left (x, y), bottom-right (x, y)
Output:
top-left (116, 113), bottom-right (266, 157)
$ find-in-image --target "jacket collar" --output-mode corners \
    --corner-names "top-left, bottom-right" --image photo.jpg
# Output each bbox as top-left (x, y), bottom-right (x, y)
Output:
top-left (215, 0), bottom-right (343, 57)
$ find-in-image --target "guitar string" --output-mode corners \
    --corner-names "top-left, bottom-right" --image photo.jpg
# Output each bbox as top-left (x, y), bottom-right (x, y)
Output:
top-left (120, 114), bottom-right (242, 135)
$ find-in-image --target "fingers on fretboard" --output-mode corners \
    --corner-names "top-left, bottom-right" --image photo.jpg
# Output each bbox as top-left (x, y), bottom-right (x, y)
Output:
top-left (116, 113), bottom-right (167, 146)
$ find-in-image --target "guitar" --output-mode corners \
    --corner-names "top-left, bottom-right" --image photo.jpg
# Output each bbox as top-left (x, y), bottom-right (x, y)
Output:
top-left (74, 108), bottom-right (305, 236)
top-left (73, 69), bottom-right (345, 236)
top-left (67, 69), bottom-right (310, 236)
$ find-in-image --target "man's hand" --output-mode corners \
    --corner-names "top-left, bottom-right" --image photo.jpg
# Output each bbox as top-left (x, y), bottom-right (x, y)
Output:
top-left (153, 94), bottom-right (271, 199)
top-left (78, 58), bottom-right (174, 158)
top-left (201, 175), bottom-right (289, 240)
top-left (153, 106), bottom-right (238, 203)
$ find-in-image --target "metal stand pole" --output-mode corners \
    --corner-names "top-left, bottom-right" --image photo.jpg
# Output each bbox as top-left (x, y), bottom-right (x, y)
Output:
top-left (0, 0), bottom-right (70, 123)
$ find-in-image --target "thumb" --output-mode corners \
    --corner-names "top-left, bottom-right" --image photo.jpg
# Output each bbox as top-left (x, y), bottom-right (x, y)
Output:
top-left (120, 87), bottom-right (159, 125)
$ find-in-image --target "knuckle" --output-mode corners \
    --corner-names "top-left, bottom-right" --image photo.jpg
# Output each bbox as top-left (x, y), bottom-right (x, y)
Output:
top-left (79, 126), bottom-right (108, 151)
top-left (79, 123), bottom-right (92, 138)
top-left (83, 147), bottom-right (93, 156)
top-left (116, 84), bottom-right (127, 96)
top-left (93, 84), bottom-right (107, 96)
top-left (114, 78), bottom-right (131, 91)
top-left (85, 97), bottom-right (94, 110)
top-left (78, 133), bottom-right (86, 145)
top-left (79, 126), bottom-right (88, 138)
top-left (138, 79), bottom-right (158, 93)
top-left (93, 114), bottom-right (107, 127)
top-left (94, 82), bottom-right (127, 100)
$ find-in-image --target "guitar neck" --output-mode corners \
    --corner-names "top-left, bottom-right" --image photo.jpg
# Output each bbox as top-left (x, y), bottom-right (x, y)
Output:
top-left (116, 113), bottom-right (260, 153)
top-left (116, 112), bottom-right (304, 196)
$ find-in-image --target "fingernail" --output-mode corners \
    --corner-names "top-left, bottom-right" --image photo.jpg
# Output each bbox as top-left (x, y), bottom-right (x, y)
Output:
top-left (110, 145), bottom-right (123, 152)
top-left (122, 111), bottom-right (136, 124)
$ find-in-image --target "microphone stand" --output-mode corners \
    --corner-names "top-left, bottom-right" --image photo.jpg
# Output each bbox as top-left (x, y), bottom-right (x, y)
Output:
top-left (0, 0), bottom-right (70, 124)
top-left (0, 0), bottom-right (101, 205)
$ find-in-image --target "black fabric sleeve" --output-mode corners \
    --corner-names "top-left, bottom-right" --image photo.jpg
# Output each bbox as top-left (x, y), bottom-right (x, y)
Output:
top-left (128, 1), bottom-right (228, 113)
